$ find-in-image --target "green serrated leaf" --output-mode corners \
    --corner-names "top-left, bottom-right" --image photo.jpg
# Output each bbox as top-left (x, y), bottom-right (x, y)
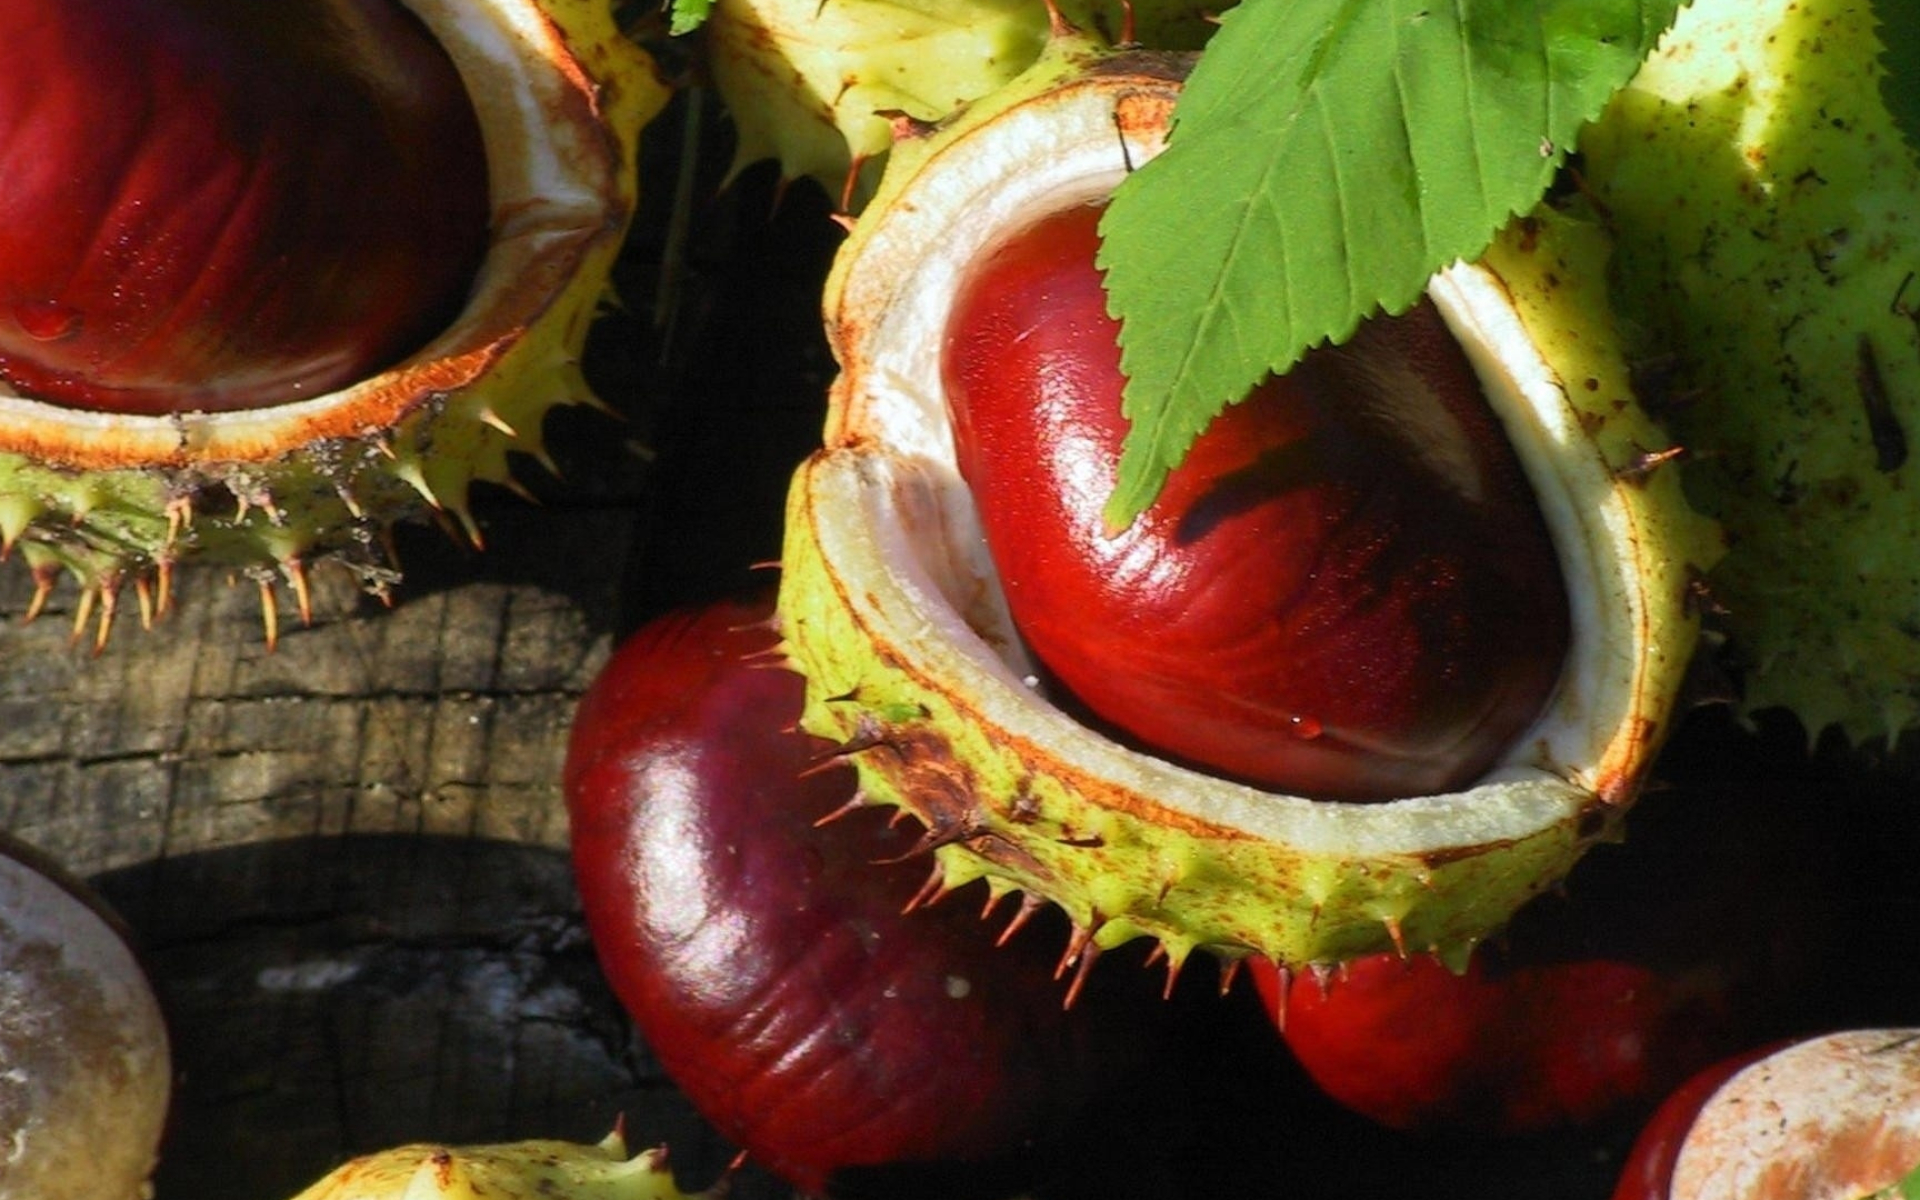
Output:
top-left (1097, 0), bottom-right (1683, 528)
top-left (1878, 0), bottom-right (1920, 155)
top-left (1867, 1156), bottom-right (1920, 1199)
top-left (668, 0), bottom-right (714, 36)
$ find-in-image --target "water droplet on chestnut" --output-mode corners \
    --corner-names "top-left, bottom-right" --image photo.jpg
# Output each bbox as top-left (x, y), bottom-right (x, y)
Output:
top-left (12, 301), bottom-right (82, 343)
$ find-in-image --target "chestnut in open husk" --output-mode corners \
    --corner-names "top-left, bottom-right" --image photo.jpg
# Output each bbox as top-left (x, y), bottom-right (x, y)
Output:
top-left (774, 30), bottom-right (1720, 972)
top-left (0, 0), bottom-right (666, 643)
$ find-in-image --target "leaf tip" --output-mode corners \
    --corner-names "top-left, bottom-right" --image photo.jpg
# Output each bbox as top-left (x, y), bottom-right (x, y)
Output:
top-left (1100, 465), bottom-right (1162, 537)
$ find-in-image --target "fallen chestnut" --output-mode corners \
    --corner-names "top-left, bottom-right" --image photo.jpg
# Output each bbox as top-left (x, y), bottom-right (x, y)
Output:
top-left (0, 0), bottom-right (490, 414)
top-left (0, 835), bottom-right (171, 1200)
top-left (1612, 1030), bottom-right (1920, 1200)
top-left (943, 201), bottom-right (1570, 800)
top-left (1251, 776), bottom-right (1837, 1135)
top-left (1607, 1043), bottom-right (1777, 1200)
top-left (564, 594), bottom-right (1166, 1197)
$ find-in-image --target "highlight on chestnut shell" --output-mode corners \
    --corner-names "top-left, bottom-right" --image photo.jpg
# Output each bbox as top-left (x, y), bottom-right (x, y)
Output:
top-left (0, 0), bottom-right (667, 645)
top-left (775, 33), bottom-right (1722, 971)
top-left (564, 592), bottom-right (1173, 1197)
top-left (1582, 0), bottom-right (1920, 746)
top-left (941, 199), bottom-right (1570, 802)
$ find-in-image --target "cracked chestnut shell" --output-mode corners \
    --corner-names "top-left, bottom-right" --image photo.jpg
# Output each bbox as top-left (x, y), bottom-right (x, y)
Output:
top-left (774, 35), bottom-right (1722, 970)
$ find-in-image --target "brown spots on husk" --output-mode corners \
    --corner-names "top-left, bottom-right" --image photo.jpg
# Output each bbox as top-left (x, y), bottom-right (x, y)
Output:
top-left (837, 719), bottom-right (1052, 883)
top-left (1671, 1029), bottom-right (1920, 1199)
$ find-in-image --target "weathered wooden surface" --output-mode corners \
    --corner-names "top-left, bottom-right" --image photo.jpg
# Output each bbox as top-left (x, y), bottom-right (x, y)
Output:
top-left (0, 496), bottom-right (659, 1198)
top-left (0, 422), bottom-right (702, 1200)
top-left (7, 80), bottom-right (1919, 1200)
top-left (0, 517), bottom-right (612, 876)
top-left (0, 91), bottom-right (837, 1199)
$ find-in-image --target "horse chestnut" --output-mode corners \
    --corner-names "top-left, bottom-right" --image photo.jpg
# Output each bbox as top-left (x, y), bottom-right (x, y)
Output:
top-left (1611, 1030), bottom-right (1920, 1200)
top-left (941, 202), bottom-right (1570, 800)
top-left (1607, 1043), bottom-right (1777, 1200)
top-left (564, 594), bottom-right (1163, 1197)
top-left (783, 44), bottom-right (1716, 969)
top-left (1250, 776), bottom-right (1836, 1134)
top-left (0, 0), bottom-right (490, 414)
top-left (0, 835), bottom-right (171, 1200)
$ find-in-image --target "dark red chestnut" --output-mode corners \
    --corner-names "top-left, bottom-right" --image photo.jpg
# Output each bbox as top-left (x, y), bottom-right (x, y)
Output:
top-left (1266, 952), bottom-right (1708, 1135)
top-left (0, 0), bottom-right (490, 414)
top-left (1249, 776), bottom-right (1838, 1135)
top-left (563, 593), bottom-right (1164, 1197)
top-left (1608, 1041), bottom-right (1777, 1200)
top-left (940, 201), bottom-right (1569, 801)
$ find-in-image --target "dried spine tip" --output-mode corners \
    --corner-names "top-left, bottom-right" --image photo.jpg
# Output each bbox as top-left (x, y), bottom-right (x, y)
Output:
top-left (1261, 963), bottom-right (1291, 1022)
top-left (902, 862), bottom-right (948, 913)
top-left (258, 579), bottom-right (280, 651)
top-left (1055, 922), bottom-right (1098, 980)
top-left (1061, 938), bottom-right (1102, 1008)
top-left (811, 793), bottom-right (869, 826)
top-left (285, 557), bottom-right (313, 626)
top-left (1372, 916), bottom-right (1405, 959)
top-left (997, 893), bottom-right (1046, 946)
top-left (133, 575), bottom-right (155, 629)
top-left (1621, 444), bottom-right (1689, 480)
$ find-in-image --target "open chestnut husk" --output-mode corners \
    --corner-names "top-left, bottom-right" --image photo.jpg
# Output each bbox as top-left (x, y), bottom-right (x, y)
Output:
top-left (773, 30), bottom-right (1721, 972)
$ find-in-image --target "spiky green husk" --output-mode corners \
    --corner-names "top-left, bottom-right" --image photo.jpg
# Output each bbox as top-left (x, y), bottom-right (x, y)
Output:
top-left (703, 0), bottom-right (1221, 207)
top-left (776, 39), bottom-right (1719, 970)
top-left (288, 1130), bottom-right (710, 1200)
top-left (1580, 0), bottom-right (1920, 745)
top-left (0, 0), bottom-right (668, 644)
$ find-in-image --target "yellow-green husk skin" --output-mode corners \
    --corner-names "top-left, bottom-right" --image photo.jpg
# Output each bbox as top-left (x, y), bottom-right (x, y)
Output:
top-left (1580, 0), bottom-right (1920, 744)
top-left (703, 0), bottom-right (1221, 207)
top-left (288, 1130), bottom-right (706, 1200)
top-left (0, 0), bottom-right (668, 641)
top-left (776, 38), bottom-right (1721, 970)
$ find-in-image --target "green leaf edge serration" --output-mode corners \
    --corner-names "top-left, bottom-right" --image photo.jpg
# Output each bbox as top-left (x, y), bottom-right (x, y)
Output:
top-left (1097, 0), bottom-right (1684, 527)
